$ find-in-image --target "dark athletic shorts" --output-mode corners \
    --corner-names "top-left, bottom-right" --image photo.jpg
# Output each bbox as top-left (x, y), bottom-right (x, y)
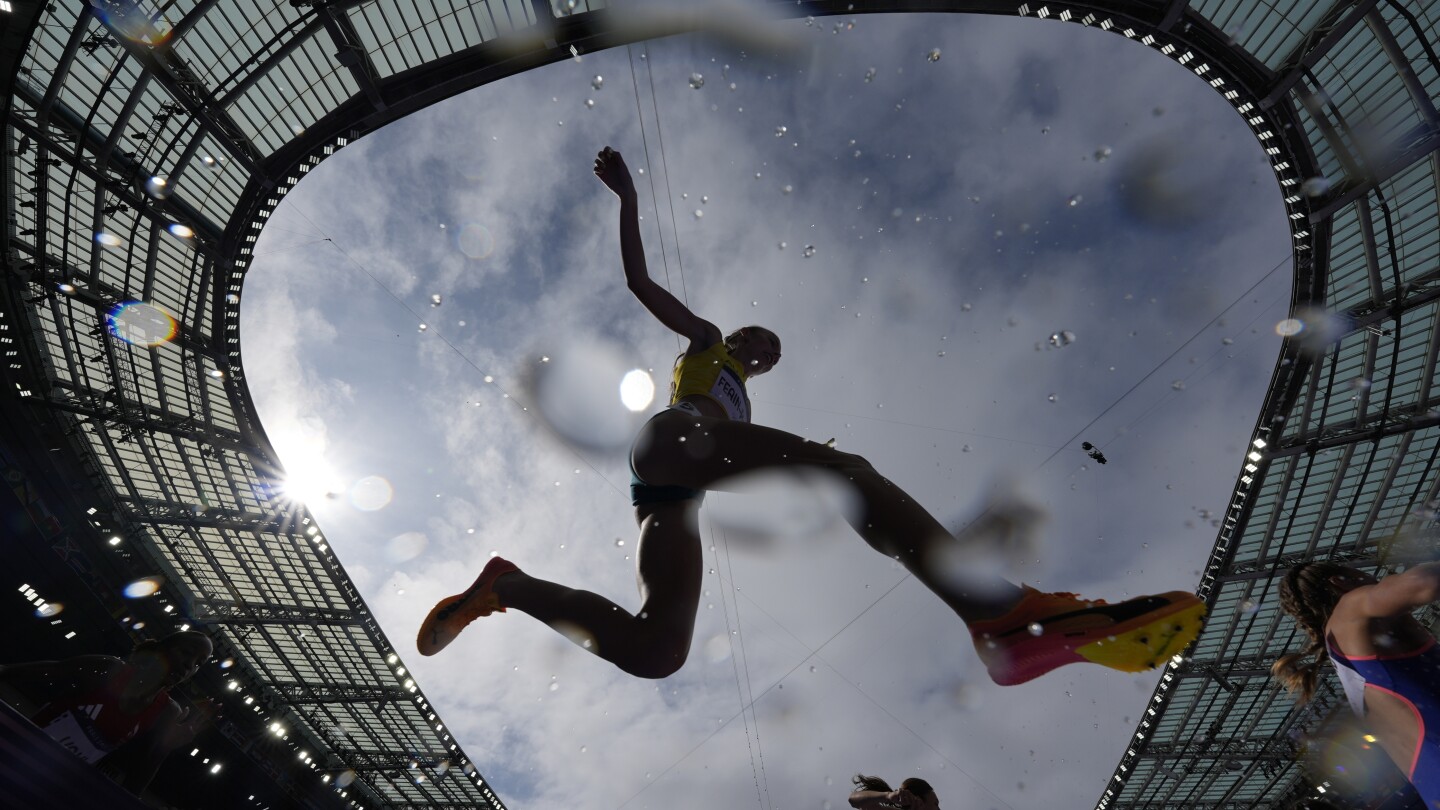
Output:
top-left (630, 403), bottom-right (707, 507)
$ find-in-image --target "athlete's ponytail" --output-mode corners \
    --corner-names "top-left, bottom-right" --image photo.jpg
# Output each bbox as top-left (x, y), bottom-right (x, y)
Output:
top-left (852, 774), bottom-right (892, 793)
top-left (1272, 562), bottom-right (1350, 703)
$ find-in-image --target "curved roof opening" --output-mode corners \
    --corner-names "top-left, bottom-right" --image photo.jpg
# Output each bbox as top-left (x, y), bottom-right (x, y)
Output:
top-left (244, 12), bottom-right (1288, 808)
top-left (6, 1), bottom-right (1438, 808)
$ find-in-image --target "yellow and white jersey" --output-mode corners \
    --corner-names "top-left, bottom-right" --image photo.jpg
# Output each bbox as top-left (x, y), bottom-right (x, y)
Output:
top-left (669, 342), bottom-right (750, 422)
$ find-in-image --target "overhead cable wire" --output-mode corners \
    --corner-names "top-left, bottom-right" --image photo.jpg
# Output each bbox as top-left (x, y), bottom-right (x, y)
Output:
top-left (633, 43), bottom-right (773, 809)
top-left (709, 520), bottom-right (769, 810)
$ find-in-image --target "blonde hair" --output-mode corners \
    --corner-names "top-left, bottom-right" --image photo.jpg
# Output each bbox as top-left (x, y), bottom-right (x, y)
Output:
top-left (1272, 562), bottom-right (1351, 702)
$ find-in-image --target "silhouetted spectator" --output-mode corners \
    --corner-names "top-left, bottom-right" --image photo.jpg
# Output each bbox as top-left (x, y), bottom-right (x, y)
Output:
top-left (0, 630), bottom-right (215, 796)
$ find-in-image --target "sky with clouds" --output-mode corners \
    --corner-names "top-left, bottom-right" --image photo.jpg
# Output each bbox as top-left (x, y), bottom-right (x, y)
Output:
top-left (240, 10), bottom-right (1293, 810)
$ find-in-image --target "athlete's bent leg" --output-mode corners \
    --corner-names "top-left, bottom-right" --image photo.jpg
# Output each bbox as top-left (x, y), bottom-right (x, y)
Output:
top-left (489, 501), bottom-right (701, 679)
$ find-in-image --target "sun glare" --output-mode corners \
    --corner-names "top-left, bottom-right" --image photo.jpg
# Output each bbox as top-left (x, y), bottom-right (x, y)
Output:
top-left (279, 454), bottom-right (344, 505)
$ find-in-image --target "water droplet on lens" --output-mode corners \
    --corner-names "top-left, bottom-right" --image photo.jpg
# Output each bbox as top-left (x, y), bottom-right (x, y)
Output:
top-left (585, 98), bottom-right (594, 108)
top-left (926, 48), bottom-right (941, 62)
top-left (1047, 393), bottom-right (1057, 403)
top-left (863, 67), bottom-right (876, 82)
top-left (782, 184), bottom-right (792, 194)
top-left (803, 245), bottom-right (816, 258)
top-left (688, 73), bottom-right (704, 89)
top-left (430, 294), bottom-right (442, 307)
top-left (1094, 146), bottom-right (1112, 162)
top-left (775, 125), bottom-right (787, 137)
top-left (1171, 380), bottom-right (1186, 391)
top-left (591, 75), bottom-right (604, 90)
top-left (1067, 194), bottom-right (1083, 206)
top-left (1301, 176), bottom-right (1331, 197)
top-left (1027, 622), bottom-right (1044, 636)
top-left (694, 209), bottom-right (703, 219)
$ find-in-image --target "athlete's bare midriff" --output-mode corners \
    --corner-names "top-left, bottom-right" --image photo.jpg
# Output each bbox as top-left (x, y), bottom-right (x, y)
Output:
top-left (676, 393), bottom-right (730, 420)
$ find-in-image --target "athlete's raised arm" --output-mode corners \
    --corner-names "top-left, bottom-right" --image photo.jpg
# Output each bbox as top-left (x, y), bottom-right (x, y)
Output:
top-left (594, 146), bottom-right (720, 350)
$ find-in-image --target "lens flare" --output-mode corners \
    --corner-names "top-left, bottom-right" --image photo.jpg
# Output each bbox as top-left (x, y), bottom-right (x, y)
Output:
top-left (456, 223), bottom-right (495, 259)
top-left (107, 302), bottom-right (179, 347)
top-left (123, 576), bottom-right (165, 598)
top-left (349, 476), bottom-right (393, 511)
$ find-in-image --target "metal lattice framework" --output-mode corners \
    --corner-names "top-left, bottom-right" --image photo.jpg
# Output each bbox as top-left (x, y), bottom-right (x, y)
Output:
top-left (1, 0), bottom-right (1438, 808)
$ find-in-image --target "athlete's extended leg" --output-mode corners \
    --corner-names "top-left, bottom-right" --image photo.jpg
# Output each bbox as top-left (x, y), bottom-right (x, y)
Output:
top-left (633, 409), bottom-right (1021, 622)
top-left (632, 409), bottom-right (1206, 684)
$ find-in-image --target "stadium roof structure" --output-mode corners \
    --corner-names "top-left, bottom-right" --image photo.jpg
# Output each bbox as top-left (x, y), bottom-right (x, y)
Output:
top-left (1, 0), bottom-right (1437, 808)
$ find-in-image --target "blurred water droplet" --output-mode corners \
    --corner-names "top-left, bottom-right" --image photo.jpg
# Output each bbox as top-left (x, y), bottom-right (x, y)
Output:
top-left (1300, 175), bottom-right (1331, 197)
top-left (688, 73), bottom-right (704, 89)
top-left (774, 125), bottom-right (787, 137)
top-left (591, 75), bottom-right (603, 90)
top-left (1222, 337), bottom-right (1234, 345)
top-left (350, 476), bottom-right (393, 511)
top-left (417, 323), bottom-right (428, 332)
top-left (1171, 380), bottom-right (1186, 391)
top-left (778, 241), bottom-right (787, 250)
top-left (1047, 330), bottom-right (1077, 348)
top-left (548, 682), bottom-right (559, 692)
top-left (386, 531), bottom-right (428, 563)
top-left (1094, 146), bottom-right (1113, 162)
top-left (694, 209), bottom-right (703, 219)
top-left (430, 294), bottom-right (442, 307)
top-left (1067, 194), bottom-right (1083, 207)
top-left (803, 245), bottom-right (816, 258)
top-left (809, 665), bottom-right (817, 673)
top-left (937, 351), bottom-right (945, 357)
top-left (863, 67), bottom-right (876, 82)
top-left (531, 339), bottom-right (643, 450)
top-left (1047, 393), bottom-right (1058, 403)
top-left (926, 48), bottom-right (941, 62)
top-left (585, 98), bottom-right (595, 108)
top-left (1027, 622), bottom-right (1044, 636)
top-left (615, 538), bottom-right (625, 546)
top-left (1275, 318), bottom-right (1304, 337)
top-left (782, 184), bottom-right (793, 194)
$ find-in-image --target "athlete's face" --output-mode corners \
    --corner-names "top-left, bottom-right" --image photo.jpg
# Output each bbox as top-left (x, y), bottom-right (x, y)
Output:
top-left (737, 329), bottom-right (781, 376)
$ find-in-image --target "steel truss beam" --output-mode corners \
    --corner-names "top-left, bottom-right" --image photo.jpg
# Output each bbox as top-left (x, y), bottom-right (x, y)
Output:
top-left (88, 0), bottom-right (268, 179)
top-left (9, 84), bottom-right (226, 245)
top-left (270, 681), bottom-right (409, 705)
top-left (1136, 737), bottom-right (1298, 761)
top-left (333, 749), bottom-right (460, 772)
top-left (40, 384), bottom-right (248, 449)
top-left (318, 4), bottom-right (388, 111)
top-left (1267, 398), bottom-right (1440, 460)
top-left (1308, 119), bottom-right (1440, 221)
top-left (119, 497), bottom-right (295, 532)
top-left (1260, 0), bottom-right (1381, 109)
top-left (192, 598), bottom-right (363, 626)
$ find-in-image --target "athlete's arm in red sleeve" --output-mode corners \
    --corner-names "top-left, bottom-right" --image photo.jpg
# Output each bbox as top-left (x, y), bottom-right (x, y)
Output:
top-left (1353, 562), bottom-right (1440, 619)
